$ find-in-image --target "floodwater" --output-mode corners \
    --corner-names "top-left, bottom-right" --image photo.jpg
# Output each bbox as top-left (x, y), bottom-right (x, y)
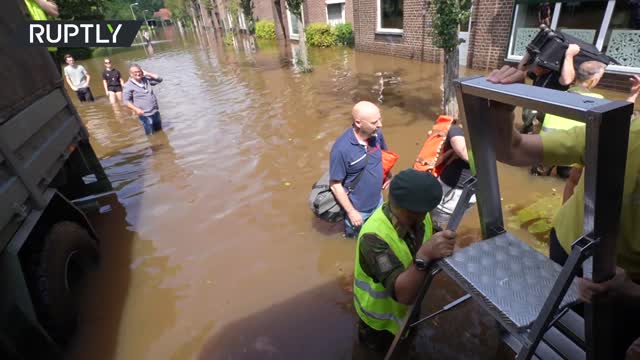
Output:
top-left (64, 28), bottom-right (633, 360)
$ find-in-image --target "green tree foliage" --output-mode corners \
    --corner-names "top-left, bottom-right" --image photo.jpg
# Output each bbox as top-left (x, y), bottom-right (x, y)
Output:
top-left (305, 23), bottom-right (336, 47)
top-left (227, 0), bottom-right (240, 27)
top-left (165, 0), bottom-right (189, 22)
top-left (285, 0), bottom-right (304, 18)
top-left (432, 0), bottom-right (471, 52)
top-left (255, 20), bottom-right (276, 39)
top-left (240, 0), bottom-right (253, 19)
top-left (240, 0), bottom-right (255, 33)
top-left (100, 0), bottom-right (165, 21)
top-left (432, 0), bottom-right (471, 117)
top-left (57, 0), bottom-right (105, 20)
top-left (303, 23), bottom-right (353, 47)
top-left (223, 32), bottom-right (234, 46)
top-left (333, 23), bottom-right (354, 46)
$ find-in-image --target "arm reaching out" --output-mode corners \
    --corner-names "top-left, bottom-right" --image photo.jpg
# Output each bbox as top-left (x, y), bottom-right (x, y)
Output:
top-left (486, 66), bottom-right (545, 167)
top-left (628, 75), bottom-right (640, 104)
top-left (559, 44), bottom-right (580, 86)
top-left (35, 0), bottom-right (58, 17)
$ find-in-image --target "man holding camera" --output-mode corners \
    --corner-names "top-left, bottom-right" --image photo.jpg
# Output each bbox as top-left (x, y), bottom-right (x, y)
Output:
top-left (486, 62), bottom-right (640, 358)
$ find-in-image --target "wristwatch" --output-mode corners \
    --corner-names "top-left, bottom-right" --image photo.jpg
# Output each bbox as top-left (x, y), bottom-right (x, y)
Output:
top-left (414, 257), bottom-right (431, 271)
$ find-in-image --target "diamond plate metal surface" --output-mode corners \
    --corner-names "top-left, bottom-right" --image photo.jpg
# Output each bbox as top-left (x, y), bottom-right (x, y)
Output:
top-left (440, 232), bottom-right (579, 331)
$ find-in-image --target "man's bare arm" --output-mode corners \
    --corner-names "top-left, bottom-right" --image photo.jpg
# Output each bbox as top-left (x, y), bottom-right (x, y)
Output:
top-left (450, 136), bottom-right (469, 162)
top-left (126, 101), bottom-right (144, 116)
top-left (64, 75), bottom-right (76, 91)
top-left (35, 0), bottom-right (58, 17)
top-left (560, 44), bottom-right (580, 86)
top-left (488, 104), bottom-right (544, 166)
top-left (627, 75), bottom-right (640, 104)
top-left (330, 181), bottom-right (357, 215)
top-left (486, 66), bottom-right (545, 167)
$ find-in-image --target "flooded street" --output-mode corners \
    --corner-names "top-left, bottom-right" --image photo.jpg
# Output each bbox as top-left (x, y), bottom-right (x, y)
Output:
top-left (64, 29), bottom-right (631, 360)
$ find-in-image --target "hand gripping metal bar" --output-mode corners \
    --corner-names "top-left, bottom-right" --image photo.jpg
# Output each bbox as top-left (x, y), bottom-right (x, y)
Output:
top-left (384, 176), bottom-right (477, 360)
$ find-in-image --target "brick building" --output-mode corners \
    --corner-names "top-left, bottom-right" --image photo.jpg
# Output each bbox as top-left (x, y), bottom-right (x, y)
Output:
top-left (251, 0), bottom-right (354, 40)
top-left (353, 0), bottom-right (640, 90)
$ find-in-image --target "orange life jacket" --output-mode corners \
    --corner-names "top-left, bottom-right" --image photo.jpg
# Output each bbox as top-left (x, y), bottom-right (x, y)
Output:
top-left (413, 115), bottom-right (455, 177)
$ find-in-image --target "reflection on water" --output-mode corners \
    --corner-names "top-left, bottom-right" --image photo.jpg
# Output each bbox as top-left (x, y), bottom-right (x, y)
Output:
top-left (64, 29), bottom-right (632, 360)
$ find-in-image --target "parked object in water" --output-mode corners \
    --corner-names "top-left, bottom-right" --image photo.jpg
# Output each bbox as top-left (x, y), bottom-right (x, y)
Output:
top-left (0, 1), bottom-right (113, 356)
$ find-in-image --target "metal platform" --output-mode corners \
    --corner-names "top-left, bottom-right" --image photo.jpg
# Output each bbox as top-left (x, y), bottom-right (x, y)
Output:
top-left (440, 232), bottom-right (579, 333)
top-left (385, 75), bottom-right (635, 360)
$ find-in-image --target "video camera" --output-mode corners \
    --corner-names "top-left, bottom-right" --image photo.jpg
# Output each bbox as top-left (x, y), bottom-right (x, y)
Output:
top-left (525, 25), bottom-right (619, 73)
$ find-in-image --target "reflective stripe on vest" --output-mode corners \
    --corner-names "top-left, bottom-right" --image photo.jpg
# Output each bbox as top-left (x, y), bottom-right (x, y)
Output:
top-left (25, 0), bottom-right (48, 20)
top-left (542, 89), bottom-right (604, 133)
top-left (354, 292), bottom-right (403, 325)
top-left (24, 0), bottom-right (57, 53)
top-left (353, 206), bottom-right (433, 335)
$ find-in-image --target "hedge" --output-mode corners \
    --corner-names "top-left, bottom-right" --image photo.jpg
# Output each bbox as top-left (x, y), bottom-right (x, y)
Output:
top-left (255, 20), bottom-right (276, 40)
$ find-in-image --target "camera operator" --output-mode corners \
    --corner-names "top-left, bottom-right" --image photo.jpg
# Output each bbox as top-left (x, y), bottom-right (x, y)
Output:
top-left (517, 33), bottom-right (574, 135)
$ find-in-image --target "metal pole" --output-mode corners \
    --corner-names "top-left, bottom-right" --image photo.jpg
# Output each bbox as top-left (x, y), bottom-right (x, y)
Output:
top-left (453, 88), bottom-right (505, 239)
top-left (129, 3), bottom-right (137, 20)
top-left (582, 102), bottom-right (632, 360)
top-left (130, 3), bottom-right (142, 43)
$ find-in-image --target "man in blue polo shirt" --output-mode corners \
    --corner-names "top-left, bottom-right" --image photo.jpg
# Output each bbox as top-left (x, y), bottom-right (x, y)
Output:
top-left (330, 101), bottom-right (390, 238)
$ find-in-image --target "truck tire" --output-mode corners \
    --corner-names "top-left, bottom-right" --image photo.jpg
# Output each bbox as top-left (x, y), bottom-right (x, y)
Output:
top-left (35, 221), bottom-right (98, 344)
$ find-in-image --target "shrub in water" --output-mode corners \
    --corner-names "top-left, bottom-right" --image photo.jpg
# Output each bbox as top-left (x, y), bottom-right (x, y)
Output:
top-left (334, 23), bottom-right (354, 46)
top-left (255, 20), bottom-right (276, 40)
top-left (305, 23), bottom-right (337, 47)
top-left (223, 33), bottom-right (234, 46)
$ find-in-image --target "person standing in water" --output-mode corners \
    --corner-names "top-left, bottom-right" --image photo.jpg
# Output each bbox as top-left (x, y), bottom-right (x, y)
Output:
top-left (102, 58), bottom-right (125, 104)
top-left (123, 64), bottom-right (164, 135)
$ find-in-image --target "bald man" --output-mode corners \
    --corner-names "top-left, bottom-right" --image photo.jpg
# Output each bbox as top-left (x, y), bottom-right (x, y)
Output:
top-left (330, 101), bottom-right (391, 238)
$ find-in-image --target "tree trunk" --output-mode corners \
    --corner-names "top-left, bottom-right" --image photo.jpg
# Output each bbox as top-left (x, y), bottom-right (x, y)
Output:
top-left (189, 2), bottom-right (205, 43)
top-left (209, 0), bottom-right (221, 31)
top-left (298, 17), bottom-right (310, 71)
top-left (177, 19), bottom-right (185, 34)
top-left (273, 0), bottom-right (288, 39)
top-left (197, 0), bottom-right (214, 30)
top-left (443, 46), bottom-right (460, 118)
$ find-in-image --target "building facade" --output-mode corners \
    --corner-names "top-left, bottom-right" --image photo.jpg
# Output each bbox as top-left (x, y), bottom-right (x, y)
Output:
top-left (353, 0), bottom-right (640, 90)
top-left (251, 0), bottom-right (354, 40)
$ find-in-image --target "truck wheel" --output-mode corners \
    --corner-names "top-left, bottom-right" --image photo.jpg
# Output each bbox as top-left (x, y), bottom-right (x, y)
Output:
top-left (35, 221), bottom-right (98, 344)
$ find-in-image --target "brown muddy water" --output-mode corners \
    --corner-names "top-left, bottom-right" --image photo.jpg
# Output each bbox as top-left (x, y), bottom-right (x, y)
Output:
top-left (64, 29), bottom-right (633, 360)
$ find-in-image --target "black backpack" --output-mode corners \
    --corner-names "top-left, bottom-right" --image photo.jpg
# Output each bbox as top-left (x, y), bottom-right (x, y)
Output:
top-left (309, 155), bottom-right (369, 223)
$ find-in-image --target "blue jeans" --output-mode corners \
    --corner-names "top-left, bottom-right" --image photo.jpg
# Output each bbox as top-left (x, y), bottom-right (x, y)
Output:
top-left (138, 112), bottom-right (162, 135)
top-left (344, 196), bottom-right (384, 238)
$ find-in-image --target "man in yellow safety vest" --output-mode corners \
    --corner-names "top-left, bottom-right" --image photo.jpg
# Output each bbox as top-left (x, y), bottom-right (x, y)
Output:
top-left (353, 169), bottom-right (457, 353)
top-left (23, 0), bottom-right (59, 67)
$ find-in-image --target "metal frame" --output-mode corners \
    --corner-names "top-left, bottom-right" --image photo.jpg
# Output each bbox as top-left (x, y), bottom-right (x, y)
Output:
top-left (384, 76), bottom-right (633, 360)
top-left (454, 76), bottom-right (633, 360)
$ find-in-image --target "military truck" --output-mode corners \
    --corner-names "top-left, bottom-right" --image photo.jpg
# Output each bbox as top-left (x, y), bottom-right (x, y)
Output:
top-left (0, 2), bottom-right (113, 358)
